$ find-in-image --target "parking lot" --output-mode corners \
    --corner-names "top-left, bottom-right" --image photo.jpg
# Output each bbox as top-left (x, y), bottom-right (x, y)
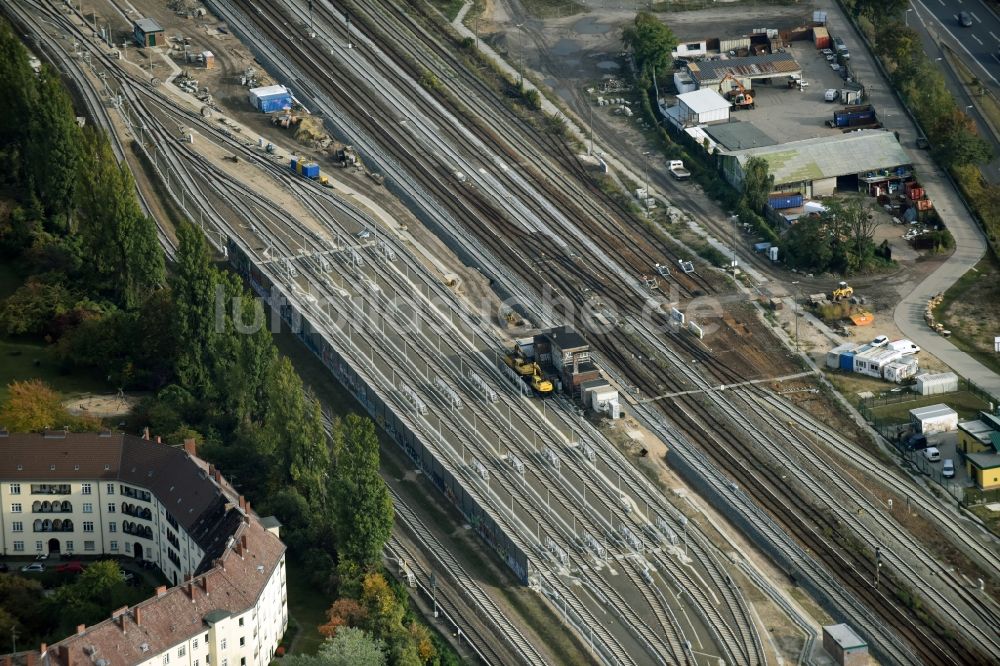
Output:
top-left (732, 41), bottom-right (879, 144)
top-left (904, 430), bottom-right (972, 495)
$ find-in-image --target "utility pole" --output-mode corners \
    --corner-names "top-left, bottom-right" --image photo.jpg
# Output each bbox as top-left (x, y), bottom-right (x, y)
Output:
top-left (588, 103), bottom-right (594, 156)
top-left (308, 0), bottom-right (313, 36)
top-left (345, 11), bottom-right (352, 49)
top-left (515, 23), bottom-right (525, 87)
top-left (791, 280), bottom-right (800, 352)
top-left (874, 546), bottom-right (882, 587)
top-left (641, 150), bottom-right (650, 212)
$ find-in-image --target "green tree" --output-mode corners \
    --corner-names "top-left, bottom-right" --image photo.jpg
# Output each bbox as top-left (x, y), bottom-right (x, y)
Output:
top-left (0, 18), bottom-right (38, 175)
top-left (282, 628), bottom-right (386, 666)
top-left (0, 380), bottom-right (100, 432)
top-left (170, 220), bottom-right (217, 399)
top-left (76, 129), bottom-right (164, 309)
top-left (852, 0), bottom-right (909, 21)
top-left (740, 156), bottom-right (773, 214)
top-left (332, 415), bottom-right (393, 569)
top-left (929, 109), bottom-right (993, 168)
top-left (622, 12), bottom-right (677, 79)
top-left (26, 67), bottom-right (82, 225)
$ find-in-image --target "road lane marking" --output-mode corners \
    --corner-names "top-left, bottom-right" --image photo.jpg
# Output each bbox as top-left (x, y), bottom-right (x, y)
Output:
top-left (992, 31), bottom-right (999, 41)
top-left (972, 33), bottom-right (984, 44)
top-left (916, 0), bottom-right (999, 84)
top-left (972, 11), bottom-right (982, 22)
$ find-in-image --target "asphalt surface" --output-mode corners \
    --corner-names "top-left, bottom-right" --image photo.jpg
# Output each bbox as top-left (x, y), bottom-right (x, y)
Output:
top-left (915, 0), bottom-right (1000, 84)
top-left (910, 0), bottom-right (1000, 182)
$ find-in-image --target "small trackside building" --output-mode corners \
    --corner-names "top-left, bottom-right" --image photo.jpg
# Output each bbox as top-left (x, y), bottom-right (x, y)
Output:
top-left (670, 89), bottom-right (731, 127)
top-left (914, 372), bottom-right (959, 396)
top-left (822, 623), bottom-right (868, 666)
top-left (248, 85), bottom-right (293, 113)
top-left (909, 404), bottom-right (958, 434)
top-left (133, 18), bottom-right (164, 47)
top-left (957, 419), bottom-right (997, 455)
top-left (966, 452), bottom-right (1000, 490)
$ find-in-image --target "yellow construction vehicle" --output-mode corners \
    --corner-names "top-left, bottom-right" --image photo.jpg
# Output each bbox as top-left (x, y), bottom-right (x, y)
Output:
top-left (718, 74), bottom-right (755, 109)
top-left (832, 281), bottom-right (854, 301)
top-left (503, 348), bottom-right (534, 376)
top-left (529, 364), bottom-right (554, 395)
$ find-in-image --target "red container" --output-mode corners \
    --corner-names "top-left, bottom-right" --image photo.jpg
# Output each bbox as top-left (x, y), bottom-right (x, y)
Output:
top-left (909, 187), bottom-right (925, 200)
top-left (814, 27), bottom-right (831, 49)
top-left (916, 198), bottom-right (933, 211)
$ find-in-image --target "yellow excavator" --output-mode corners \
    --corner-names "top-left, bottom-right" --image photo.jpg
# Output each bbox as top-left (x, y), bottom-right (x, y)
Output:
top-left (503, 347), bottom-right (534, 376)
top-left (529, 363), bottom-right (554, 395)
top-left (832, 281), bottom-right (854, 301)
top-left (718, 73), bottom-right (755, 110)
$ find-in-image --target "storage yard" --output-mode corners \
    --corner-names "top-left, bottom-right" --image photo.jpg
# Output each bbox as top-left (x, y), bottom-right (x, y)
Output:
top-left (8, 0), bottom-right (1000, 665)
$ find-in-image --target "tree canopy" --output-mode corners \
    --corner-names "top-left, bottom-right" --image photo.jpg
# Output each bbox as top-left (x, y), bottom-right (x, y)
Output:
top-left (283, 628), bottom-right (386, 666)
top-left (0, 380), bottom-right (101, 432)
top-left (622, 12), bottom-right (677, 80)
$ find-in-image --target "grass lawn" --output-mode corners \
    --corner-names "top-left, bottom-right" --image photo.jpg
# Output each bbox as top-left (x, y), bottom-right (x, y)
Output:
top-left (284, 557), bottom-right (329, 654)
top-left (0, 337), bottom-right (110, 404)
top-left (868, 391), bottom-right (990, 423)
top-left (969, 504), bottom-right (1000, 537)
top-left (934, 256), bottom-right (1000, 378)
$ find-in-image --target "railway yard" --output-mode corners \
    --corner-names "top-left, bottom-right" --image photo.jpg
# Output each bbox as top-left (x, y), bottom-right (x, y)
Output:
top-left (8, 0), bottom-right (1000, 664)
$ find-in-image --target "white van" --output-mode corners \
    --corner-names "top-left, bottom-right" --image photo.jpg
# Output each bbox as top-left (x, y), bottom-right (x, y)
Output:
top-left (887, 339), bottom-right (920, 355)
top-left (923, 447), bottom-right (941, 462)
top-left (824, 88), bottom-right (839, 102)
top-left (942, 459), bottom-right (955, 478)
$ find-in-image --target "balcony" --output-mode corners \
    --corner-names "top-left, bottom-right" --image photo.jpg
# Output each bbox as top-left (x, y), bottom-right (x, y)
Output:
top-left (122, 522), bottom-right (153, 540)
top-left (121, 503), bottom-right (153, 520)
top-left (30, 484), bottom-right (71, 495)
top-left (120, 486), bottom-right (151, 502)
top-left (33, 519), bottom-right (74, 532)
top-left (32, 501), bottom-right (72, 513)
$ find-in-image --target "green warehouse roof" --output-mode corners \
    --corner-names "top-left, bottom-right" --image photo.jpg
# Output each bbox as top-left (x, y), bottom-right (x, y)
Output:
top-left (725, 130), bottom-right (911, 186)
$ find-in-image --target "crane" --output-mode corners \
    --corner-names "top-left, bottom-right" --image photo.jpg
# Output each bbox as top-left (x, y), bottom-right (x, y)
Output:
top-left (717, 74), bottom-right (755, 110)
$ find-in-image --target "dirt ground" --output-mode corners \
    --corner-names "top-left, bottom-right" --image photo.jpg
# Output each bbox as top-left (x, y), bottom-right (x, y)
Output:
top-left (936, 256), bottom-right (1000, 376)
top-left (64, 392), bottom-right (142, 418)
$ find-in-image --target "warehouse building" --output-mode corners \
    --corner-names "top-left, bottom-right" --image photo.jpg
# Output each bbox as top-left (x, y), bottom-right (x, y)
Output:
top-left (909, 404), bottom-right (958, 434)
top-left (822, 623), bottom-right (868, 666)
top-left (685, 52), bottom-right (801, 90)
top-left (664, 89), bottom-right (731, 128)
top-left (132, 18), bottom-right (164, 47)
top-left (534, 326), bottom-right (600, 397)
top-left (248, 84), bottom-right (293, 113)
top-left (719, 130), bottom-right (911, 198)
top-left (0, 431), bottom-right (288, 666)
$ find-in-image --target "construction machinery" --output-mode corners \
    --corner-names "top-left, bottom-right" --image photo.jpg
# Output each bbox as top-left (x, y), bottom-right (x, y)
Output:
top-left (832, 281), bottom-right (854, 301)
top-left (503, 348), bottom-right (534, 376)
top-left (529, 364), bottom-right (554, 395)
top-left (718, 74), bottom-right (755, 110)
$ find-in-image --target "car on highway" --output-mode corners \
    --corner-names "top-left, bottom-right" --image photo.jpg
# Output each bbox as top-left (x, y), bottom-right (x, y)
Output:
top-left (942, 459), bottom-right (955, 478)
top-left (20, 563), bottom-right (45, 573)
top-left (958, 11), bottom-right (973, 27)
top-left (871, 335), bottom-right (889, 347)
top-left (923, 447), bottom-right (941, 462)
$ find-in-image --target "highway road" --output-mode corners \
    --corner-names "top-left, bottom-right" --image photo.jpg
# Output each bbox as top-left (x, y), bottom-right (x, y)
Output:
top-left (914, 0), bottom-right (1000, 85)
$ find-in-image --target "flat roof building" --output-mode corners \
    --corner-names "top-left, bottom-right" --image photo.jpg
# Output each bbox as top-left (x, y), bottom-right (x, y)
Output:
top-left (909, 404), bottom-right (959, 434)
top-left (703, 122), bottom-right (776, 151)
top-left (133, 18), bottom-right (164, 47)
top-left (823, 624), bottom-right (868, 665)
top-left (966, 452), bottom-right (1000, 490)
top-left (719, 129), bottom-right (912, 198)
top-left (672, 89), bottom-right (731, 127)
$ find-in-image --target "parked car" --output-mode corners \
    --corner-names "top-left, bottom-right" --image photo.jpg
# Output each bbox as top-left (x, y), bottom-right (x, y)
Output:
top-left (871, 335), bottom-right (889, 347)
top-left (35, 553), bottom-right (48, 561)
top-left (905, 433), bottom-right (928, 450)
top-left (942, 459), bottom-right (955, 478)
top-left (20, 563), bottom-right (45, 573)
top-left (0, 562), bottom-right (9, 573)
top-left (139, 560), bottom-right (157, 570)
top-left (56, 562), bottom-right (85, 574)
top-left (958, 11), bottom-right (973, 27)
top-left (923, 447), bottom-right (941, 462)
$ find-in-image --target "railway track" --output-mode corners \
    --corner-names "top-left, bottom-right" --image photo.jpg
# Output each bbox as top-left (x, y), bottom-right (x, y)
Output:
top-left (225, 1), bottom-right (1000, 660)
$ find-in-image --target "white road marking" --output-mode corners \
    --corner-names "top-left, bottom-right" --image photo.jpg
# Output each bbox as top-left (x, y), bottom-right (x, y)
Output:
top-left (991, 31), bottom-right (999, 41)
top-left (972, 33), bottom-right (984, 44)
top-left (972, 11), bottom-right (982, 23)
top-left (915, 0), bottom-right (999, 85)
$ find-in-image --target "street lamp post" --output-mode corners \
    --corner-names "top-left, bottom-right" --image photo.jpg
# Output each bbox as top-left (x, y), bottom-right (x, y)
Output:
top-left (642, 150), bottom-right (650, 211)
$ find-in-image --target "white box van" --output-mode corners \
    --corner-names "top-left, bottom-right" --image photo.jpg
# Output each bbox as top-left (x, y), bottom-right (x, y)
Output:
top-left (824, 88), bottom-right (839, 102)
top-left (942, 459), bottom-right (955, 478)
top-left (923, 447), bottom-right (941, 462)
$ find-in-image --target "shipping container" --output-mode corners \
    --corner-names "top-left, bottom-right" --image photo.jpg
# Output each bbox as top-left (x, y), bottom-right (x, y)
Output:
top-left (914, 372), bottom-right (958, 395)
top-left (909, 187), bottom-right (925, 201)
top-left (916, 198), bottom-right (933, 211)
top-left (813, 26), bottom-right (831, 49)
top-left (302, 162), bottom-right (320, 179)
top-left (827, 343), bottom-right (856, 369)
top-left (768, 192), bottom-right (804, 210)
top-left (839, 351), bottom-right (856, 371)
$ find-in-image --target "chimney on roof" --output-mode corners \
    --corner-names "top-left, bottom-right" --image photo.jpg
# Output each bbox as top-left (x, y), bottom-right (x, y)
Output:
top-left (155, 585), bottom-right (167, 597)
top-left (155, 435), bottom-right (161, 444)
top-left (200, 575), bottom-right (210, 594)
top-left (142, 427), bottom-right (150, 440)
top-left (183, 438), bottom-right (197, 456)
top-left (213, 468), bottom-right (221, 483)
top-left (134, 606), bottom-right (142, 627)
top-left (235, 540), bottom-right (243, 558)
top-left (238, 495), bottom-right (246, 511)
top-left (244, 500), bottom-right (251, 517)
top-left (240, 534), bottom-right (248, 552)
top-left (112, 605), bottom-right (128, 633)
top-left (39, 644), bottom-right (47, 657)
top-left (76, 624), bottom-right (85, 635)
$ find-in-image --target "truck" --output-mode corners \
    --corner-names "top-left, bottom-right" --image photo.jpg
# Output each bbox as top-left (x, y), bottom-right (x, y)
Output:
top-left (668, 160), bottom-right (691, 180)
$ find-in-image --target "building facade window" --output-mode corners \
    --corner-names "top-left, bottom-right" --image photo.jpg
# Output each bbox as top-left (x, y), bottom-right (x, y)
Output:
top-left (11, 503), bottom-right (21, 513)
top-left (109, 522), bottom-right (117, 533)
top-left (178, 646), bottom-right (186, 658)
top-left (110, 541), bottom-right (118, 551)
top-left (83, 522), bottom-right (94, 533)
top-left (13, 541), bottom-right (23, 552)
top-left (84, 541), bottom-right (95, 551)
top-left (193, 639), bottom-right (198, 649)
top-left (221, 639), bottom-right (226, 650)
top-left (162, 654), bottom-right (169, 665)
top-left (65, 540), bottom-right (73, 551)
top-left (34, 541), bottom-right (42, 552)
top-left (108, 503), bottom-right (116, 513)
top-left (83, 503), bottom-right (93, 513)
top-left (125, 542), bottom-right (131, 553)
top-left (12, 521), bottom-right (22, 532)
top-left (81, 483), bottom-right (92, 495)
top-left (106, 483), bottom-right (115, 495)
top-left (10, 483), bottom-right (20, 495)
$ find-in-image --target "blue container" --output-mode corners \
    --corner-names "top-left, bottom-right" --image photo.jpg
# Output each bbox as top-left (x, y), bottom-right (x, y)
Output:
top-left (302, 163), bottom-right (320, 179)
top-left (289, 158), bottom-right (298, 172)
top-left (768, 193), bottom-right (803, 210)
top-left (839, 352), bottom-right (855, 371)
top-left (259, 95), bottom-right (292, 113)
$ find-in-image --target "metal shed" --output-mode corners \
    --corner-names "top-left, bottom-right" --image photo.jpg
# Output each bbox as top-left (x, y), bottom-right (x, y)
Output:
top-left (909, 404), bottom-right (958, 434)
top-left (675, 89), bottom-right (731, 125)
top-left (914, 372), bottom-right (958, 396)
top-left (248, 85), bottom-right (293, 113)
top-left (826, 343), bottom-right (856, 370)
